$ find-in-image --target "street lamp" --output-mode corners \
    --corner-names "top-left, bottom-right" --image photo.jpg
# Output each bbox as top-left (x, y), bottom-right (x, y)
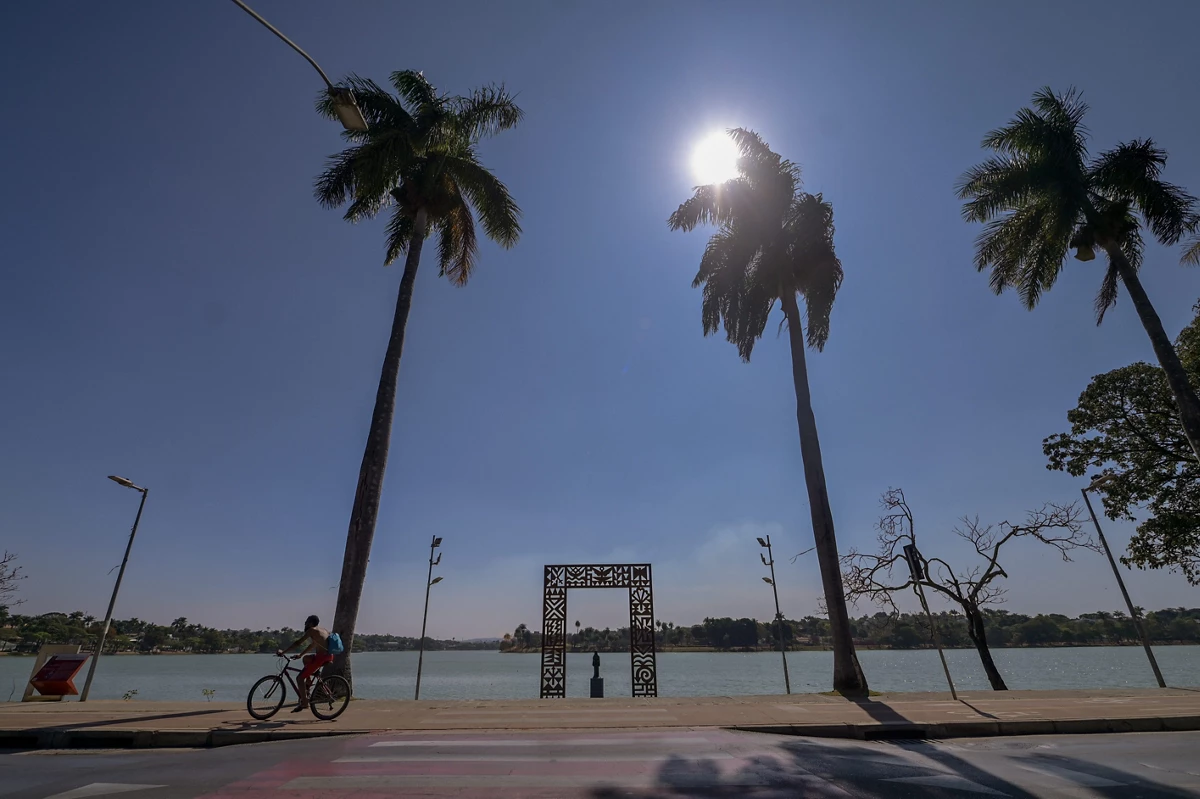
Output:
top-left (414, 536), bottom-right (443, 700)
top-left (80, 476), bottom-right (148, 702)
top-left (229, 0), bottom-right (368, 132)
top-left (757, 535), bottom-right (791, 694)
top-left (1081, 476), bottom-right (1166, 688)
top-left (901, 542), bottom-right (957, 700)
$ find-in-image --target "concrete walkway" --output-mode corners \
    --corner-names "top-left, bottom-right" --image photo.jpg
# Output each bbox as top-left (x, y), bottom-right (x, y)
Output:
top-left (2, 687), bottom-right (1198, 749)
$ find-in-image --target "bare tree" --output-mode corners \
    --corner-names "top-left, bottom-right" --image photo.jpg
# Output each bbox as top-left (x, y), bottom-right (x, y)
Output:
top-left (842, 489), bottom-right (1094, 690)
top-left (1, 551), bottom-right (24, 608)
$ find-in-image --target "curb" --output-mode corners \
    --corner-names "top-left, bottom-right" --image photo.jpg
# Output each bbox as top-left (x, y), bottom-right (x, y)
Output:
top-left (0, 727), bottom-right (359, 751)
top-left (730, 715), bottom-right (1200, 740)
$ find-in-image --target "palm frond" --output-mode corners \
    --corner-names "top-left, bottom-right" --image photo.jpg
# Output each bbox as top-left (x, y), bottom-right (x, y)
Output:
top-left (1091, 139), bottom-right (1199, 245)
top-left (391, 70), bottom-right (440, 111)
top-left (787, 194), bottom-right (842, 350)
top-left (453, 84), bottom-right (524, 140)
top-left (1182, 236), bottom-right (1200, 266)
top-left (314, 146), bottom-right (364, 209)
top-left (668, 180), bottom-right (749, 231)
top-left (442, 152), bottom-right (521, 247)
top-left (384, 208), bottom-right (416, 265)
top-left (973, 202), bottom-right (1071, 309)
top-left (1094, 263), bottom-right (1120, 325)
top-left (435, 197), bottom-right (478, 285)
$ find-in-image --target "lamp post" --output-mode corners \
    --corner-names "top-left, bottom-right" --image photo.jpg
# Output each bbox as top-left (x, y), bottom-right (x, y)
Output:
top-left (902, 542), bottom-right (957, 700)
top-left (414, 536), bottom-right (443, 700)
top-left (1081, 476), bottom-right (1166, 688)
top-left (228, 0), bottom-right (368, 131)
top-left (80, 476), bottom-right (148, 702)
top-left (757, 536), bottom-right (791, 694)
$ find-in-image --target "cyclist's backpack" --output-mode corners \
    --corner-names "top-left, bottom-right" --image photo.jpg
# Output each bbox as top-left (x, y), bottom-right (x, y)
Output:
top-left (326, 632), bottom-right (345, 655)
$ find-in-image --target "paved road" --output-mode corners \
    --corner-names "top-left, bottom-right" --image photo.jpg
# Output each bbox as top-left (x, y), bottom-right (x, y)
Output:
top-left (3, 729), bottom-right (1199, 798)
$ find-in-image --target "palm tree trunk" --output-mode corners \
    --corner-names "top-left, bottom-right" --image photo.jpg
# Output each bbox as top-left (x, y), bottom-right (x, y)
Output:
top-left (1107, 245), bottom-right (1200, 463)
top-left (780, 293), bottom-right (868, 696)
top-left (963, 603), bottom-right (1007, 690)
top-left (328, 209), bottom-right (429, 688)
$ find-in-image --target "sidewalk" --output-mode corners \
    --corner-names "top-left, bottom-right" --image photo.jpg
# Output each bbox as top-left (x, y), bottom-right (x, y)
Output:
top-left (2, 687), bottom-right (1198, 749)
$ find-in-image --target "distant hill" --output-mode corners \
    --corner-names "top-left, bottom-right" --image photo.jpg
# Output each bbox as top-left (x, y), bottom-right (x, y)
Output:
top-left (465, 637), bottom-right (501, 643)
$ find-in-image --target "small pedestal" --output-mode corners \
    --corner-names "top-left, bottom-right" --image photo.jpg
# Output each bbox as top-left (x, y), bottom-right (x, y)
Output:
top-left (590, 677), bottom-right (604, 698)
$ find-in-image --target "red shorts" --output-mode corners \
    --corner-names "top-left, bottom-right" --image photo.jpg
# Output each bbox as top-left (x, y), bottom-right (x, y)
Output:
top-left (299, 653), bottom-right (334, 681)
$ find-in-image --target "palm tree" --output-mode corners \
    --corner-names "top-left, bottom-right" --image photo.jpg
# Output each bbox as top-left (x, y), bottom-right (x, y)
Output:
top-left (314, 71), bottom-right (522, 685)
top-left (668, 129), bottom-right (868, 695)
top-left (958, 87), bottom-right (1200, 461)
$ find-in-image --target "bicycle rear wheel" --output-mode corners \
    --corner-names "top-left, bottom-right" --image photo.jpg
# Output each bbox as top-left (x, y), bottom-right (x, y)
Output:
top-left (247, 675), bottom-right (286, 720)
top-left (309, 674), bottom-right (351, 720)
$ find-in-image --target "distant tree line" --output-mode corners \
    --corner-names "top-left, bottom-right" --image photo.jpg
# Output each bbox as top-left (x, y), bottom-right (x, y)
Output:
top-left (0, 609), bottom-right (492, 654)
top-left (501, 608), bottom-right (1200, 653)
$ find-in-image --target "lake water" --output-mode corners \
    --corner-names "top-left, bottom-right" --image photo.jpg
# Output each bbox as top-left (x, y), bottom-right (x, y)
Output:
top-left (2, 647), bottom-right (1196, 703)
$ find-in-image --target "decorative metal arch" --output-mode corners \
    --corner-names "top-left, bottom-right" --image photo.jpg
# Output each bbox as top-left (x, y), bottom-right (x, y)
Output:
top-left (540, 564), bottom-right (657, 698)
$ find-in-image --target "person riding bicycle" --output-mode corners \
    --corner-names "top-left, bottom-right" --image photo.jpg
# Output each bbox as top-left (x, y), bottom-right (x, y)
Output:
top-left (276, 615), bottom-right (332, 712)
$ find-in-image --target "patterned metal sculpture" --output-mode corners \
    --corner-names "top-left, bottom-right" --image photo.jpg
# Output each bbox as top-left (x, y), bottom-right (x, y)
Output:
top-left (540, 564), bottom-right (658, 698)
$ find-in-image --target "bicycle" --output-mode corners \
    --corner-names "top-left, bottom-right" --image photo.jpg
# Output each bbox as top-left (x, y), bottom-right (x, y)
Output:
top-left (246, 655), bottom-right (351, 721)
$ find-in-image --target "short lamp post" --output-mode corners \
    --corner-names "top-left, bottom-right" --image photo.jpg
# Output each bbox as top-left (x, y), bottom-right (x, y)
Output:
top-left (902, 542), bottom-right (957, 700)
top-left (757, 536), bottom-right (791, 694)
top-left (414, 536), bottom-right (443, 700)
top-left (1081, 476), bottom-right (1166, 688)
top-left (80, 476), bottom-right (148, 702)
top-left (229, 0), bottom-right (368, 131)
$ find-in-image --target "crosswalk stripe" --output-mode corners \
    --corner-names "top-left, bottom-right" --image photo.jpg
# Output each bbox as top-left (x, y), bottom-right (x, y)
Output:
top-left (1018, 764), bottom-right (1127, 787)
top-left (337, 753), bottom-right (737, 763)
top-left (282, 773), bottom-right (773, 789)
top-left (368, 736), bottom-right (709, 748)
top-left (428, 709), bottom-right (672, 716)
top-left (883, 774), bottom-right (1009, 795)
top-left (44, 784), bottom-right (165, 799)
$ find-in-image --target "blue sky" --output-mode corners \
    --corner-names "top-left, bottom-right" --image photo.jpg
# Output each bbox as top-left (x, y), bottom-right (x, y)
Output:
top-left (2, 1), bottom-right (1198, 639)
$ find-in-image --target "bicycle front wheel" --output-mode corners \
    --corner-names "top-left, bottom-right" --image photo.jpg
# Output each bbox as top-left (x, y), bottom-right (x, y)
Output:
top-left (247, 675), bottom-right (286, 720)
top-left (309, 674), bottom-right (351, 721)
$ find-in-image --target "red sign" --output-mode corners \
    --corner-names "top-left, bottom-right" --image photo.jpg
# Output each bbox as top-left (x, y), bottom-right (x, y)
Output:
top-left (30, 654), bottom-right (90, 696)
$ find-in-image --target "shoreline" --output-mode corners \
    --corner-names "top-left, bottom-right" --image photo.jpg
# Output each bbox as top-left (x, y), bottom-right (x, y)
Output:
top-left (4, 641), bottom-right (1197, 658)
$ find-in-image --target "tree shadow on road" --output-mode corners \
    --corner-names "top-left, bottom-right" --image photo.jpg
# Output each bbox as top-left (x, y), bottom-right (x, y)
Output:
top-left (587, 735), bottom-right (1197, 798)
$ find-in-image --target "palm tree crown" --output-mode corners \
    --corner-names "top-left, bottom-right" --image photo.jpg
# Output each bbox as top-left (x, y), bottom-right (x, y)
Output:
top-left (668, 129), bottom-right (842, 358)
top-left (315, 70), bottom-right (522, 280)
top-left (957, 87), bottom-right (1198, 322)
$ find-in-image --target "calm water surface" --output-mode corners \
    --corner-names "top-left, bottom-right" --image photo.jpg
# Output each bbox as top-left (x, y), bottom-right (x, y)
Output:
top-left (2, 647), bottom-right (1196, 702)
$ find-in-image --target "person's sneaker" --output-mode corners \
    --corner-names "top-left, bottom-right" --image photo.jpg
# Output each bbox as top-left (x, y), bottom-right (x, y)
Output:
top-left (291, 704), bottom-right (307, 713)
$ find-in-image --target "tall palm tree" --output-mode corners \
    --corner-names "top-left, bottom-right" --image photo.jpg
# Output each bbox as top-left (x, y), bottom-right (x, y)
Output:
top-left (314, 71), bottom-right (522, 684)
top-left (668, 129), bottom-right (868, 695)
top-left (958, 87), bottom-right (1200, 461)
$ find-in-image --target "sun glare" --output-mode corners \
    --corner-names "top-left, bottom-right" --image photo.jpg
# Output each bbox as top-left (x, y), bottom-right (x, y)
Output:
top-left (691, 130), bottom-right (741, 185)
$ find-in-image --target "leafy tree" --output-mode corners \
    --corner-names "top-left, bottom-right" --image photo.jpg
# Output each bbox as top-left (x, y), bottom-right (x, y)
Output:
top-left (843, 488), bottom-right (1094, 689)
top-left (668, 130), bottom-right (867, 695)
top-left (958, 87), bottom-right (1200, 461)
top-left (313, 71), bottom-right (522, 685)
top-left (1045, 302), bottom-right (1200, 583)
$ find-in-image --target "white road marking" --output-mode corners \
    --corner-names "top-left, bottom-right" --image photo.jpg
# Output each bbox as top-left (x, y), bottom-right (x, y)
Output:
top-left (428, 708), bottom-right (672, 716)
top-left (44, 784), bottom-right (166, 799)
top-left (368, 736), bottom-right (709, 747)
top-left (884, 774), bottom-right (1010, 795)
top-left (283, 773), bottom-right (773, 789)
top-left (1019, 764), bottom-right (1126, 787)
top-left (337, 753), bottom-right (737, 763)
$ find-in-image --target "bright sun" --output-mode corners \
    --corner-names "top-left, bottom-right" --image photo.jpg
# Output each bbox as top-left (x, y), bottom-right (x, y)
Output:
top-left (690, 130), bottom-right (741, 185)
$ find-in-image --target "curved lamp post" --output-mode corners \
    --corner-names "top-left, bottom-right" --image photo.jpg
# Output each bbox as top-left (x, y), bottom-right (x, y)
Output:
top-left (228, 0), bottom-right (367, 131)
top-left (1081, 475), bottom-right (1166, 688)
top-left (757, 536), bottom-right (791, 694)
top-left (80, 476), bottom-right (148, 702)
top-left (414, 536), bottom-right (443, 700)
